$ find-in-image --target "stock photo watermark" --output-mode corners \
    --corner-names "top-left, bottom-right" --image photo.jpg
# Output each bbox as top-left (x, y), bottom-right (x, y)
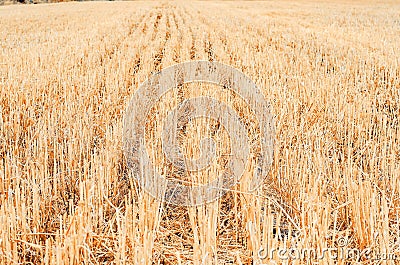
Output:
top-left (123, 61), bottom-right (275, 206)
top-left (257, 236), bottom-right (399, 264)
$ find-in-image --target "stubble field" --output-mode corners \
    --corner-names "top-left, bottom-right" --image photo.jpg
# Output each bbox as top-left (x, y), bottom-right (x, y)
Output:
top-left (1, 1), bottom-right (400, 264)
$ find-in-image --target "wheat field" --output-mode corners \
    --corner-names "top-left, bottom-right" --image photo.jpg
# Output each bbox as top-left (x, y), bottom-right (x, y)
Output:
top-left (1, 1), bottom-right (400, 264)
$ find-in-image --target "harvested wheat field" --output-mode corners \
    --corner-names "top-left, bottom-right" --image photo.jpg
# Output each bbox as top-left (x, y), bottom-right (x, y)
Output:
top-left (1, 1), bottom-right (400, 264)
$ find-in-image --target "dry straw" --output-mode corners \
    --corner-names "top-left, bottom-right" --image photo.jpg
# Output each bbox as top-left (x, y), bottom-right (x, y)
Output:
top-left (0, 1), bottom-right (399, 264)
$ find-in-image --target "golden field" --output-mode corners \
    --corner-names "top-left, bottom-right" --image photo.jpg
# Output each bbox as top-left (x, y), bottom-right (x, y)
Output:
top-left (0, 1), bottom-right (400, 264)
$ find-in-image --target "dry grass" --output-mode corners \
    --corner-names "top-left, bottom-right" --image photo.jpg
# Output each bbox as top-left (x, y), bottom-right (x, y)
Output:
top-left (1, 1), bottom-right (400, 264)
